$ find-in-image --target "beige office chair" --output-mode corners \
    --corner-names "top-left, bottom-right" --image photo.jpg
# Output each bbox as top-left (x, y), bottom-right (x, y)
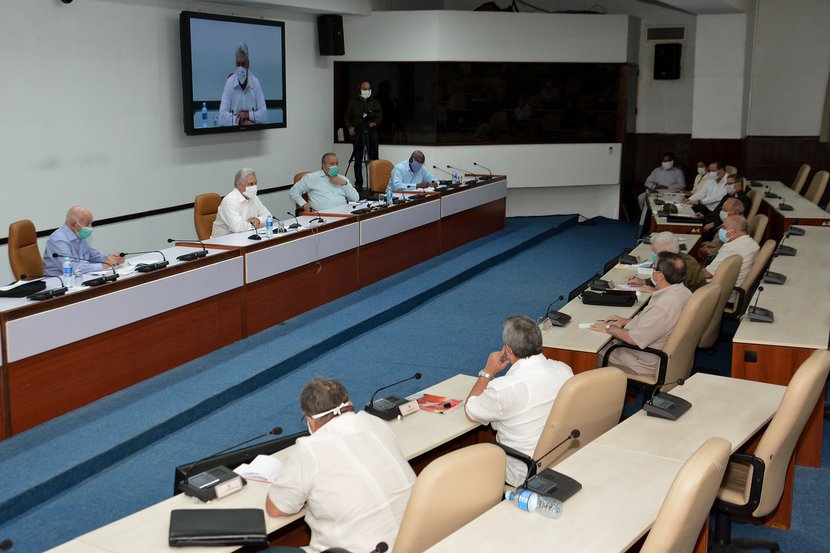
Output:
top-left (8, 219), bottom-right (45, 280)
top-left (790, 163), bottom-right (811, 194)
top-left (369, 159), bottom-right (394, 194)
top-left (803, 169), bottom-right (828, 205)
top-left (725, 165), bottom-right (738, 176)
top-left (603, 283), bottom-right (721, 399)
top-left (499, 367), bottom-right (627, 481)
top-left (747, 213), bottom-right (767, 244)
top-left (745, 188), bottom-right (763, 223)
top-left (394, 443), bottom-right (506, 553)
top-left (641, 437), bottom-right (732, 553)
top-left (193, 193), bottom-right (222, 241)
top-left (723, 239), bottom-right (776, 318)
top-left (711, 349), bottom-right (830, 552)
top-left (698, 255), bottom-right (741, 350)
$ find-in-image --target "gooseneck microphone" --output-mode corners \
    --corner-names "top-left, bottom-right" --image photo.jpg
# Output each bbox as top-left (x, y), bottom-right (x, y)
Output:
top-left (747, 285), bottom-right (775, 323)
top-left (182, 426), bottom-right (285, 484)
top-left (52, 252), bottom-right (118, 286)
top-left (473, 162), bottom-right (493, 178)
top-left (167, 238), bottom-right (208, 261)
top-left (371, 542), bottom-right (389, 553)
top-left (648, 378), bottom-right (684, 406)
top-left (447, 164), bottom-right (483, 182)
top-left (520, 429), bottom-right (581, 489)
top-left (432, 165), bottom-right (452, 177)
top-left (248, 220), bottom-right (262, 240)
top-left (643, 378), bottom-right (691, 420)
top-left (120, 250), bottom-right (170, 272)
top-left (519, 428), bottom-right (584, 501)
top-left (26, 275), bottom-right (69, 301)
top-left (542, 294), bottom-right (571, 327)
top-left (286, 211), bottom-right (302, 229)
top-left (308, 206), bottom-right (325, 224)
top-left (365, 373), bottom-right (422, 420)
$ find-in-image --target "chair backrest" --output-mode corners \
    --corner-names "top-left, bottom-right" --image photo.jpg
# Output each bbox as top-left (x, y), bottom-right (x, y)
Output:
top-left (641, 437), bottom-right (731, 553)
top-left (660, 283), bottom-right (721, 387)
top-left (532, 367), bottom-right (627, 470)
top-left (791, 163), bottom-right (811, 194)
top-left (723, 239), bottom-right (776, 317)
top-left (8, 219), bottom-right (44, 280)
top-left (747, 213), bottom-right (767, 244)
top-left (698, 255), bottom-right (741, 349)
top-left (293, 171), bottom-right (308, 184)
top-left (745, 188), bottom-right (763, 222)
top-left (749, 350), bottom-right (830, 517)
top-left (193, 193), bottom-right (222, 241)
top-left (394, 443), bottom-right (506, 553)
top-left (369, 159), bottom-right (394, 194)
top-left (725, 165), bottom-right (738, 176)
top-left (804, 170), bottom-right (828, 205)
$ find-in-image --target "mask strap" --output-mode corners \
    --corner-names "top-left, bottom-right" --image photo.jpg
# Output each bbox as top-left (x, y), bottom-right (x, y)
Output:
top-left (310, 401), bottom-right (351, 420)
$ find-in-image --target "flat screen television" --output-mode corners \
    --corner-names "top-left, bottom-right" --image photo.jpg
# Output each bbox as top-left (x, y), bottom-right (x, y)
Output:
top-left (180, 11), bottom-right (286, 136)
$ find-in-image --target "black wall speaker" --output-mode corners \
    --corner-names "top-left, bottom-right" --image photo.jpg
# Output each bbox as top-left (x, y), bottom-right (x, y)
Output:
top-left (654, 43), bottom-right (681, 80)
top-left (317, 15), bottom-right (345, 56)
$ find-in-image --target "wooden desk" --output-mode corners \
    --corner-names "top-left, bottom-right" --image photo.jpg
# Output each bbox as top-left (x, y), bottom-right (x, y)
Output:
top-left (753, 180), bottom-right (830, 242)
top-left (437, 178), bottom-right (507, 253)
top-left (427, 374), bottom-right (786, 552)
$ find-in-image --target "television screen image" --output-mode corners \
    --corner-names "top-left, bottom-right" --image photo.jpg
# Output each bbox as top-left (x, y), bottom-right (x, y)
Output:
top-left (180, 11), bottom-right (286, 135)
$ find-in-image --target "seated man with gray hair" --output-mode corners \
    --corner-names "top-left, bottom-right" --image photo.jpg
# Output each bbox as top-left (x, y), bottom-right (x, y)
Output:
top-left (218, 42), bottom-right (267, 126)
top-left (211, 168), bottom-right (272, 237)
top-left (627, 231), bottom-right (706, 292)
top-left (43, 205), bottom-right (125, 276)
top-left (266, 377), bottom-right (416, 553)
top-left (465, 316), bottom-right (574, 486)
top-left (698, 197), bottom-right (745, 260)
top-left (289, 152), bottom-right (359, 213)
top-left (702, 214), bottom-right (758, 289)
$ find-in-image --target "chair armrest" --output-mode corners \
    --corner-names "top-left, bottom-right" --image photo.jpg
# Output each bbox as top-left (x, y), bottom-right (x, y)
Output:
top-left (724, 286), bottom-right (747, 320)
top-left (718, 452), bottom-right (766, 516)
top-left (601, 343), bottom-right (669, 386)
top-left (492, 442), bottom-right (535, 476)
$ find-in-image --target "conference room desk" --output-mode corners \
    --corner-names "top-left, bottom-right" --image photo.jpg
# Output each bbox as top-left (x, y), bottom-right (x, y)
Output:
top-left (435, 177), bottom-right (507, 252)
top-left (200, 215), bottom-right (360, 335)
top-left (646, 192), bottom-right (703, 235)
top-left (45, 375), bottom-right (480, 553)
top-left (752, 180), bottom-right (830, 242)
top-left (427, 374), bottom-right (787, 552)
top-left (0, 247), bottom-right (243, 438)
top-left (541, 233), bottom-right (700, 372)
top-left (732, 226), bottom-right (830, 470)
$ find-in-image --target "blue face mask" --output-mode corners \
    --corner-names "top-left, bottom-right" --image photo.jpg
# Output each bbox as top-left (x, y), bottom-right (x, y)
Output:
top-left (235, 66), bottom-right (247, 85)
top-left (410, 160), bottom-right (423, 173)
top-left (718, 228), bottom-right (730, 243)
top-left (77, 227), bottom-right (93, 240)
top-left (649, 252), bottom-right (657, 263)
top-left (327, 165), bottom-right (339, 177)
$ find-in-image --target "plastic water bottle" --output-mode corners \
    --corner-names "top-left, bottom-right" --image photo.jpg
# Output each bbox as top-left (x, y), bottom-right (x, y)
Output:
top-left (505, 489), bottom-right (562, 518)
top-left (386, 188), bottom-right (393, 207)
top-left (62, 257), bottom-right (74, 288)
top-left (201, 102), bottom-right (208, 128)
top-left (265, 214), bottom-right (274, 238)
top-left (452, 170), bottom-right (459, 185)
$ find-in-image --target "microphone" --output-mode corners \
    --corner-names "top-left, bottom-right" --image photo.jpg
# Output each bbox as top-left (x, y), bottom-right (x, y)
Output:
top-left (181, 426), bottom-right (285, 485)
top-left (365, 372), bottom-right (422, 420)
top-left (447, 164), bottom-right (484, 182)
top-left (120, 250), bottom-right (170, 272)
top-left (787, 218), bottom-right (806, 236)
top-left (308, 206), bottom-right (325, 224)
top-left (542, 294), bottom-right (570, 327)
top-left (285, 211), bottom-right (302, 229)
top-left (167, 238), bottom-right (208, 261)
top-left (747, 285), bottom-right (775, 323)
top-left (521, 429), bottom-right (581, 489)
top-left (473, 162), bottom-right (493, 178)
top-left (247, 220), bottom-right (262, 240)
top-left (643, 378), bottom-right (691, 420)
top-left (371, 542), bottom-right (389, 553)
top-left (431, 165), bottom-right (454, 188)
top-left (52, 252), bottom-right (118, 287)
top-left (26, 276), bottom-right (68, 301)
top-left (763, 184), bottom-right (778, 199)
top-left (351, 200), bottom-right (372, 215)
top-left (519, 429), bottom-right (583, 502)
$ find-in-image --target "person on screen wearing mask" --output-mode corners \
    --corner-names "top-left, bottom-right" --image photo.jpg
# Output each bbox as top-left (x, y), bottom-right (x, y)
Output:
top-left (211, 168), bottom-right (272, 237)
top-left (43, 206), bottom-right (125, 276)
top-left (625, 231), bottom-right (705, 293)
top-left (637, 152), bottom-right (686, 209)
top-left (344, 81), bottom-right (383, 191)
top-left (218, 43), bottom-right (267, 126)
top-left (697, 197), bottom-right (745, 261)
top-left (684, 160), bottom-right (728, 214)
top-left (386, 150), bottom-right (439, 194)
top-left (289, 153), bottom-right (359, 213)
top-left (702, 214), bottom-right (758, 290)
top-left (266, 377), bottom-right (415, 553)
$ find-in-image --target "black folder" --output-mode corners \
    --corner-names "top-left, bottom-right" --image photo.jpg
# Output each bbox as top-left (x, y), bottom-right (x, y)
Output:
top-left (169, 508), bottom-right (267, 547)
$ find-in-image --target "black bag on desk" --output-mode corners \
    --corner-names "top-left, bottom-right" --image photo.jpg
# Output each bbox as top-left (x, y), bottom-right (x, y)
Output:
top-left (0, 280), bottom-right (46, 298)
top-left (580, 290), bottom-right (636, 307)
top-left (169, 508), bottom-right (267, 547)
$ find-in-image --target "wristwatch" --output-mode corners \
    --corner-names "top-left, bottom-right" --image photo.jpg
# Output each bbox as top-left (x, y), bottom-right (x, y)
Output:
top-left (605, 324), bottom-right (612, 331)
top-left (477, 370), bottom-right (494, 381)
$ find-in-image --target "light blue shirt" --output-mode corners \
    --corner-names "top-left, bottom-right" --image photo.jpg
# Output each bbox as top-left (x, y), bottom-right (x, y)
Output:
top-left (43, 224), bottom-right (107, 277)
top-left (289, 170), bottom-right (359, 211)
top-left (387, 160), bottom-right (438, 193)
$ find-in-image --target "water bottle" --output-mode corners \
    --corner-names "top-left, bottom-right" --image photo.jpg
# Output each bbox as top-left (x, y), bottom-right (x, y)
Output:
top-left (201, 102), bottom-right (208, 128)
top-left (505, 489), bottom-right (562, 518)
top-left (386, 188), bottom-right (394, 207)
top-left (62, 257), bottom-right (74, 288)
top-left (265, 214), bottom-right (274, 238)
top-left (452, 170), bottom-right (459, 185)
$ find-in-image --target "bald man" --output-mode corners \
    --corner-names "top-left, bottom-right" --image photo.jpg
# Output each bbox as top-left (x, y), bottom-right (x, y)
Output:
top-left (43, 206), bottom-right (124, 277)
top-left (703, 214), bottom-right (759, 289)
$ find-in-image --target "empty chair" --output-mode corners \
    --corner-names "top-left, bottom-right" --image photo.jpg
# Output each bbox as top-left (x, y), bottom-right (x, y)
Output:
top-left (394, 443), bottom-right (506, 553)
top-left (640, 437), bottom-right (732, 553)
top-left (698, 255), bottom-right (741, 350)
top-left (723, 239), bottom-right (776, 318)
top-left (711, 349), bottom-right (830, 552)
top-left (790, 163), bottom-right (810, 194)
top-left (803, 169), bottom-right (828, 205)
top-left (8, 219), bottom-right (44, 280)
top-left (745, 188), bottom-right (763, 223)
top-left (369, 159), bottom-right (394, 194)
top-left (193, 193), bottom-right (222, 240)
top-left (747, 213), bottom-right (767, 244)
top-left (603, 283), bottom-right (721, 400)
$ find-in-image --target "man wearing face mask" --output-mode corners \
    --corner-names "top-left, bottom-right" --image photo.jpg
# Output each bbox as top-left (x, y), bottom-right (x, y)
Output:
top-left (43, 206), bottom-right (125, 277)
top-left (344, 81), bottom-right (383, 191)
top-left (697, 198), bottom-right (745, 261)
top-left (289, 152), bottom-right (359, 212)
top-left (703, 214), bottom-right (758, 290)
top-left (211, 168), bottom-right (272, 237)
top-left (684, 160), bottom-right (729, 213)
top-left (386, 150), bottom-right (439, 194)
top-left (637, 152), bottom-right (686, 209)
top-left (699, 174), bottom-right (751, 235)
top-left (218, 43), bottom-right (267, 127)
top-left (625, 231), bottom-right (705, 292)
top-left (266, 377), bottom-right (415, 553)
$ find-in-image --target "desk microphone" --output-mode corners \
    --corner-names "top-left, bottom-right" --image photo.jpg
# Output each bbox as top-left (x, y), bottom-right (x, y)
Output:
top-left (52, 252), bottom-right (119, 286)
top-left (120, 250), bottom-right (170, 272)
top-left (763, 184), bottom-right (778, 199)
top-left (431, 165), bottom-right (454, 188)
top-left (285, 211), bottom-right (302, 229)
top-left (365, 373), bottom-right (422, 420)
top-left (448, 164), bottom-right (485, 182)
top-left (181, 426), bottom-right (284, 485)
top-left (543, 294), bottom-right (571, 327)
top-left (308, 207), bottom-right (325, 224)
top-left (167, 238), bottom-right (208, 261)
top-left (26, 275), bottom-right (69, 301)
top-left (787, 218), bottom-right (806, 236)
top-left (519, 429), bottom-right (583, 502)
top-left (473, 162), bottom-right (493, 178)
top-left (370, 542), bottom-right (389, 553)
top-left (247, 220), bottom-right (262, 240)
top-left (644, 378), bottom-right (691, 420)
top-left (747, 285), bottom-right (774, 323)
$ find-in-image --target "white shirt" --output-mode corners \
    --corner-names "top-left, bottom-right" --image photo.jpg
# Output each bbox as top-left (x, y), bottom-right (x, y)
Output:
top-left (289, 170), bottom-right (359, 211)
top-left (707, 234), bottom-right (759, 289)
top-left (268, 412), bottom-right (415, 553)
top-left (218, 72), bottom-right (267, 126)
top-left (211, 188), bottom-right (272, 237)
top-left (465, 354), bottom-right (574, 486)
top-left (689, 174), bottom-right (728, 210)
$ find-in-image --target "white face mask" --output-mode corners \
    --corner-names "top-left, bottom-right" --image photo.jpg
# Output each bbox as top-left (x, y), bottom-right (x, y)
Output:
top-left (719, 210), bottom-right (729, 222)
top-left (306, 420), bottom-right (314, 435)
top-left (697, 167), bottom-right (706, 175)
top-left (709, 170), bottom-right (718, 179)
top-left (661, 161), bottom-right (673, 170)
top-left (360, 89), bottom-right (371, 99)
top-left (244, 185), bottom-right (258, 198)
top-left (726, 184), bottom-right (736, 195)
top-left (235, 66), bottom-right (247, 85)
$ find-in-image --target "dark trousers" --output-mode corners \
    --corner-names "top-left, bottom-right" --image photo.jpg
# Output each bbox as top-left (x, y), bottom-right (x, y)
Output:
top-left (351, 132), bottom-right (379, 187)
